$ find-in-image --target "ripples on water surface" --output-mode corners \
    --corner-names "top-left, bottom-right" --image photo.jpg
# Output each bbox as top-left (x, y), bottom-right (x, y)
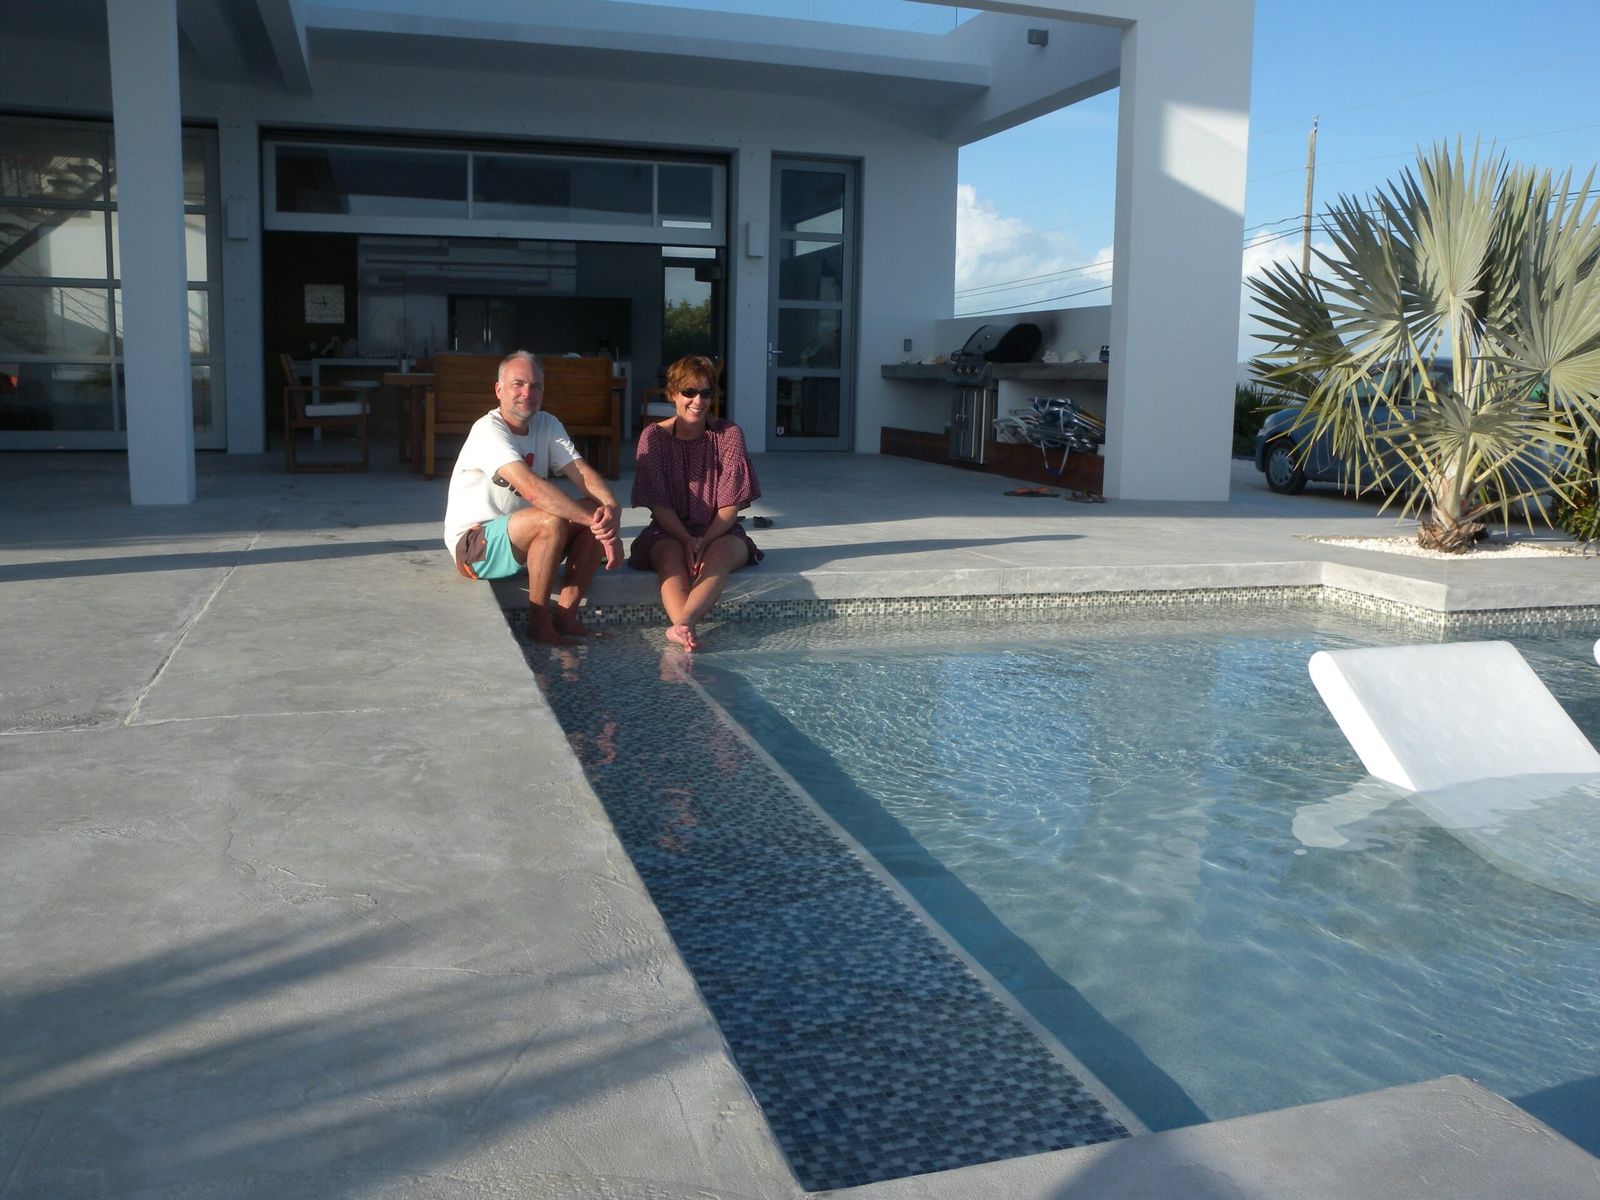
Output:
top-left (691, 606), bottom-right (1600, 1151)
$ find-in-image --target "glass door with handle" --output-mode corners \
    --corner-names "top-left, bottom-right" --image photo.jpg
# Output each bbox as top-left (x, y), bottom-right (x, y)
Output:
top-left (766, 159), bottom-right (855, 451)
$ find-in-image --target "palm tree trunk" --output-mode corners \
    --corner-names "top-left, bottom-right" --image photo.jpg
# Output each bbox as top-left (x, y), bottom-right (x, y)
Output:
top-left (1419, 470), bottom-right (1484, 552)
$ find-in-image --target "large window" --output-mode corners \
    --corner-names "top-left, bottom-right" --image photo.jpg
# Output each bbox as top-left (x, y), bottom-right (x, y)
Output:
top-left (662, 245), bottom-right (718, 363)
top-left (265, 138), bottom-right (723, 246)
top-left (0, 115), bottom-right (222, 447)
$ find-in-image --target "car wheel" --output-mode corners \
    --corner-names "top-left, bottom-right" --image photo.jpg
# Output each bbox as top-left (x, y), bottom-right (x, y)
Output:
top-left (1264, 440), bottom-right (1306, 494)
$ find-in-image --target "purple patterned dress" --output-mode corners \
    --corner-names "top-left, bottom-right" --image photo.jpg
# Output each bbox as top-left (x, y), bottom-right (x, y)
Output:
top-left (627, 418), bottom-right (763, 569)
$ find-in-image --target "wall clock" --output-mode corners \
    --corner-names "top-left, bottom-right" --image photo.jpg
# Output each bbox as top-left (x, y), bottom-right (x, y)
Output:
top-left (304, 284), bottom-right (345, 324)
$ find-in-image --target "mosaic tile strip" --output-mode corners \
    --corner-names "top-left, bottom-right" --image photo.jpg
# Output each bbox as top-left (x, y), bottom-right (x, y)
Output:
top-left (1317, 590), bottom-right (1600, 632)
top-left (578, 587), bottom-right (1600, 633)
top-left (514, 622), bottom-right (1129, 1191)
top-left (582, 585), bottom-right (1322, 627)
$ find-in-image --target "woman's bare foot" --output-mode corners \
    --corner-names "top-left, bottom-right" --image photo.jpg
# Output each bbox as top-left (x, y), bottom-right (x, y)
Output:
top-left (666, 623), bottom-right (699, 652)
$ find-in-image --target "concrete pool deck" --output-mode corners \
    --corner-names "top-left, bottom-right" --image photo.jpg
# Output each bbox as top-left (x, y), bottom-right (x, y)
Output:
top-left (3, 448), bottom-right (1597, 1199)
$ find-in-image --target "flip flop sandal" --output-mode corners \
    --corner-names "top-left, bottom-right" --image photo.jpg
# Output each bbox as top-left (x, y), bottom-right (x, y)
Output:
top-left (1004, 487), bottom-right (1058, 497)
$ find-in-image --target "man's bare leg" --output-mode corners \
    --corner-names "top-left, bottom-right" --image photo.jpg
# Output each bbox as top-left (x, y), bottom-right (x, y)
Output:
top-left (509, 509), bottom-right (576, 644)
top-left (553, 529), bottom-right (604, 637)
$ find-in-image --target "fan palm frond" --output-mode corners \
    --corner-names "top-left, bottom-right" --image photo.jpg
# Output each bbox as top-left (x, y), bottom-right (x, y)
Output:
top-left (1246, 140), bottom-right (1600, 550)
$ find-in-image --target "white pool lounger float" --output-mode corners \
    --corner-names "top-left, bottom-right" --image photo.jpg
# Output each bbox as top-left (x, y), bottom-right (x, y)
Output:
top-left (1309, 641), bottom-right (1600, 902)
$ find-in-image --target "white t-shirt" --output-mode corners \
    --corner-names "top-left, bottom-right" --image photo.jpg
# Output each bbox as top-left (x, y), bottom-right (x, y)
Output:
top-left (442, 408), bottom-right (580, 553)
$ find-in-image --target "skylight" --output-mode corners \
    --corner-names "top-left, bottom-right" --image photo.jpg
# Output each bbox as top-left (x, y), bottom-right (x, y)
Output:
top-left (614, 0), bottom-right (974, 35)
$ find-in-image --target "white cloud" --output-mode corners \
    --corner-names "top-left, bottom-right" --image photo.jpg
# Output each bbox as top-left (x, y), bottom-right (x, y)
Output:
top-left (955, 184), bottom-right (1113, 316)
top-left (1237, 227), bottom-right (1340, 360)
top-left (1238, 226), bottom-right (1339, 283)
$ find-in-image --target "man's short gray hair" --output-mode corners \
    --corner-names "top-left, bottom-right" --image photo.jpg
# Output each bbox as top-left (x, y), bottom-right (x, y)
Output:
top-left (497, 351), bottom-right (542, 385)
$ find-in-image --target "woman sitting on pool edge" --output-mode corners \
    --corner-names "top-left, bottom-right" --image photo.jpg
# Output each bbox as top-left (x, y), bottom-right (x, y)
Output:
top-left (628, 355), bottom-right (762, 651)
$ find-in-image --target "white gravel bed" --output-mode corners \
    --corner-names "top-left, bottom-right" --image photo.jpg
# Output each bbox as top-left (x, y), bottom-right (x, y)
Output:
top-left (1304, 533), bottom-right (1590, 559)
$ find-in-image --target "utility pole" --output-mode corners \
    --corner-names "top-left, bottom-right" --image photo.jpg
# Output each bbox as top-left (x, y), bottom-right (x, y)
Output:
top-left (1301, 116), bottom-right (1319, 277)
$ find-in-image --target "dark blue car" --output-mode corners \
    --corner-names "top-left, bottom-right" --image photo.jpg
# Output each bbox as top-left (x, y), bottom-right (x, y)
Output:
top-left (1252, 363), bottom-right (1450, 495)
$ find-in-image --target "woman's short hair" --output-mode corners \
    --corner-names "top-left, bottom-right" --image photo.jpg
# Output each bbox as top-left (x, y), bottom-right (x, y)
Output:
top-left (665, 355), bottom-right (719, 399)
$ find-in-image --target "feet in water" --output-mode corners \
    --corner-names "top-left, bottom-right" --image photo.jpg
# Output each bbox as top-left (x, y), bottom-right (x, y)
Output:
top-left (528, 606), bottom-right (575, 646)
top-left (666, 623), bottom-right (700, 652)
top-left (553, 605), bottom-right (597, 639)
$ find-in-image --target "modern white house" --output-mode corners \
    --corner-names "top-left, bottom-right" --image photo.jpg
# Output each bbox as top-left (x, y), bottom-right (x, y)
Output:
top-left (0, 0), bottom-right (1253, 504)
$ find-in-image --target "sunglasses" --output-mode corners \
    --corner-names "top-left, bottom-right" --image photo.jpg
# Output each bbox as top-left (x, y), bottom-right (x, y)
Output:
top-left (678, 387), bottom-right (715, 399)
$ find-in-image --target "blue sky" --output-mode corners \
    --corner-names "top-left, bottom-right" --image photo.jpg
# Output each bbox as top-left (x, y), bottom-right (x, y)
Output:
top-left (629, 1), bottom-right (1600, 353)
top-left (957, 0), bottom-right (1600, 356)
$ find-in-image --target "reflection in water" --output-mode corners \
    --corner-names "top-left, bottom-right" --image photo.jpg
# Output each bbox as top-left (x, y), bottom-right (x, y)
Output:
top-left (519, 620), bottom-right (1132, 1190)
top-left (1409, 773), bottom-right (1600, 905)
top-left (659, 647), bottom-right (692, 683)
top-left (655, 785), bottom-right (700, 854)
top-left (1291, 778), bottom-right (1406, 850)
top-left (1295, 773), bottom-right (1600, 903)
top-left (686, 611), bottom-right (1600, 1152)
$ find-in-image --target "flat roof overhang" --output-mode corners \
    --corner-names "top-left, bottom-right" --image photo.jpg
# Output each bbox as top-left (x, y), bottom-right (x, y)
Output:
top-left (7, 0), bottom-right (1122, 143)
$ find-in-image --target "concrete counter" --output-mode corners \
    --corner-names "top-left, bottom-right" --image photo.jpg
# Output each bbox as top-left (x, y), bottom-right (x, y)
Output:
top-left (881, 361), bottom-right (1109, 383)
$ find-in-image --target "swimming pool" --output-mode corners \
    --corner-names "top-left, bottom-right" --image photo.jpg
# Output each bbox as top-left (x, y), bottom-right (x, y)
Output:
top-left (523, 601), bottom-right (1600, 1183)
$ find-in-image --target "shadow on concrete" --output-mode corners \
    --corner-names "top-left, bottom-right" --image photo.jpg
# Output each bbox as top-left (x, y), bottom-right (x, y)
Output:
top-left (0, 919), bottom-right (718, 1193)
top-left (0, 539), bottom-right (434, 583)
top-left (0, 452), bottom-right (447, 548)
top-left (753, 531), bottom-right (1085, 571)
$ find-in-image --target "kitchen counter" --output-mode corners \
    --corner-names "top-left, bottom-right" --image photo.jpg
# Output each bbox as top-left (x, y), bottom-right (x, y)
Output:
top-left (881, 361), bottom-right (1108, 383)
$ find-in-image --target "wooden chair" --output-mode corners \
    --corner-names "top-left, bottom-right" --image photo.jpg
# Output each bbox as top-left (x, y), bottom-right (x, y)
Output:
top-left (422, 353), bottom-right (501, 479)
top-left (541, 355), bottom-right (622, 479)
top-left (279, 353), bottom-right (370, 472)
top-left (423, 353), bottom-right (625, 479)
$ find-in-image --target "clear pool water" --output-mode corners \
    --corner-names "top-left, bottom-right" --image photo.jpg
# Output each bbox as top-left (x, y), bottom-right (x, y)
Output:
top-left (690, 606), bottom-right (1600, 1153)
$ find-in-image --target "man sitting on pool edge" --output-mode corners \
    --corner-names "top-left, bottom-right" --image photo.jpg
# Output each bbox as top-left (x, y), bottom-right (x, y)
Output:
top-left (442, 350), bottom-right (622, 644)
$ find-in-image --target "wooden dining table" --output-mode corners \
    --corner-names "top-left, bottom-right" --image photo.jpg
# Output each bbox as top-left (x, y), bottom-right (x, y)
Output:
top-left (381, 371), bottom-right (433, 475)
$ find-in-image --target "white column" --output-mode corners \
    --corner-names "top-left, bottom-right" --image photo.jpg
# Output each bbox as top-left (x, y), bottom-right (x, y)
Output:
top-left (219, 114), bottom-right (264, 454)
top-left (730, 146), bottom-right (773, 453)
top-left (107, 0), bottom-right (194, 504)
top-left (1102, 5), bottom-right (1252, 501)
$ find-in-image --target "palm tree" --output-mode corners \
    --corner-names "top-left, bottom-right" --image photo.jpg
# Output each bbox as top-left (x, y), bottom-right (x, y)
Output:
top-left (1249, 142), bottom-right (1600, 551)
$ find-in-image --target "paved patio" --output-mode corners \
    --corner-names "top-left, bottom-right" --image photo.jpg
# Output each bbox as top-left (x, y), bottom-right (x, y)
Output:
top-left (3, 448), bottom-right (1597, 1199)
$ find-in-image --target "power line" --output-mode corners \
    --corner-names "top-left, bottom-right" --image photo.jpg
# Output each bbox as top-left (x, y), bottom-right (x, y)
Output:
top-left (958, 282), bottom-right (1112, 317)
top-left (955, 258), bottom-right (1110, 297)
top-left (956, 177), bottom-right (1600, 304)
top-left (959, 209), bottom-right (1115, 252)
top-left (964, 48), bottom-right (1600, 218)
top-left (955, 220), bottom-right (1326, 307)
top-left (1247, 48), bottom-right (1600, 143)
top-left (1249, 118), bottom-right (1600, 188)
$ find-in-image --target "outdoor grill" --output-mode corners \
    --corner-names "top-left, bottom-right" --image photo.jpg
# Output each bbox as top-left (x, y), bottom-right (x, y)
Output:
top-left (945, 322), bottom-right (1042, 463)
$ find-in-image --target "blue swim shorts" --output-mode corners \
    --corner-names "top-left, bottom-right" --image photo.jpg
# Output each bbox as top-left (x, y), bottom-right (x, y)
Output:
top-left (454, 513), bottom-right (523, 581)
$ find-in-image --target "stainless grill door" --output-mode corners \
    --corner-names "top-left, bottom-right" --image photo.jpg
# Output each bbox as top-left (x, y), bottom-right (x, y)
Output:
top-left (950, 384), bottom-right (995, 463)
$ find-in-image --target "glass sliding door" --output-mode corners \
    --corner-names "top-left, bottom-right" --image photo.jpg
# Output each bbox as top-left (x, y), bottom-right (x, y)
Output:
top-left (767, 159), bottom-right (855, 451)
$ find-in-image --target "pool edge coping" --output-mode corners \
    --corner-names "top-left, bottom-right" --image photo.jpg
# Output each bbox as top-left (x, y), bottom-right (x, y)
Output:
top-left (518, 579), bottom-right (1600, 633)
